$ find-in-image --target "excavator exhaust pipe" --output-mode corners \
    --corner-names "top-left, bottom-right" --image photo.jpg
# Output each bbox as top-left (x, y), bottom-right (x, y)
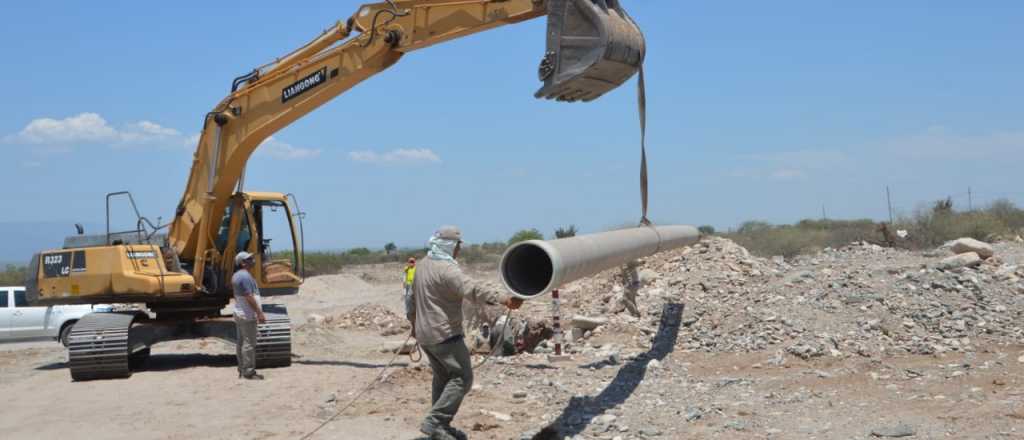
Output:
top-left (536, 0), bottom-right (646, 102)
top-left (500, 225), bottom-right (699, 300)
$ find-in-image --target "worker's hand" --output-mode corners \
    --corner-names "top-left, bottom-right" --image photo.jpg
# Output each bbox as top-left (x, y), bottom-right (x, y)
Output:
top-left (505, 297), bottom-right (524, 310)
top-left (257, 312), bottom-right (267, 324)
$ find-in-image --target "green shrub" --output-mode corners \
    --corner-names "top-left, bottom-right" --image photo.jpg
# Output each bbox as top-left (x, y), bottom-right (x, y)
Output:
top-left (900, 205), bottom-right (1014, 248)
top-left (989, 199), bottom-right (1024, 231)
top-left (727, 220), bottom-right (876, 259)
top-left (508, 228), bottom-right (543, 245)
top-left (347, 247), bottom-right (372, 257)
top-left (0, 265), bottom-right (26, 286)
top-left (728, 199), bottom-right (1024, 259)
top-left (554, 225), bottom-right (578, 239)
top-left (285, 241), bottom-right (508, 277)
top-left (697, 225), bottom-right (716, 236)
top-left (737, 221), bottom-right (772, 235)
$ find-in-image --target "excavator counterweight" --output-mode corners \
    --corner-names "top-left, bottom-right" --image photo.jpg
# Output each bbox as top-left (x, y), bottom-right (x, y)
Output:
top-left (536, 0), bottom-right (645, 102)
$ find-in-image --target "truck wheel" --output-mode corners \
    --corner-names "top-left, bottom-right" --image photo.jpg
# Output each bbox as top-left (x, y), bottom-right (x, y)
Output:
top-left (129, 348), bottom-right (151, 369)
top-left (59, 322), bottom-right (76, 347)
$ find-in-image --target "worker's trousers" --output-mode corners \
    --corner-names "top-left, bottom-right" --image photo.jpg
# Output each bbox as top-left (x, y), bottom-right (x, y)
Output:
top-left (421, 336), bottom-right (474, 428)
top-left (235, 316), bottom-right (258, 377)
top-left (403, 285), bottom-right (415, 322)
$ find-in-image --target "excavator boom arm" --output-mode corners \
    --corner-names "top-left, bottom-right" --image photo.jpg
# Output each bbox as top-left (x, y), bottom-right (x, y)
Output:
top-left (168, 0), bottom-right (644, 287)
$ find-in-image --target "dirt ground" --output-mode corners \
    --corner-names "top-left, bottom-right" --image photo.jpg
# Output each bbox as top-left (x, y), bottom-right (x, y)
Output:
top-left (2, 254), bottom-right (1024, 440)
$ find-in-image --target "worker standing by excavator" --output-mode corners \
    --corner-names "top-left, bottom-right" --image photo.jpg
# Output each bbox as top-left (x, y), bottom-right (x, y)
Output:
top-left (232, 251), bottom-right (267, 380)
top-left (411, 226), bottom-right (523, 440)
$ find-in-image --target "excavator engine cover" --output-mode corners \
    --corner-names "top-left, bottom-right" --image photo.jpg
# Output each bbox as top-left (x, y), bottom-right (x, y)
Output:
top-left (535, 0), bottom-right (645, 102)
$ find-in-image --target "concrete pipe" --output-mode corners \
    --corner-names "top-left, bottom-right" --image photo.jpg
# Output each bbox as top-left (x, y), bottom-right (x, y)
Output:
top-left (500, 225), bottom-right (700, 299)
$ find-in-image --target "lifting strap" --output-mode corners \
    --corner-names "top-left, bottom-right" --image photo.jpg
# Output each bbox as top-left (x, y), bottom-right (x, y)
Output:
top-left (638, 64), bottom-right (651, 226)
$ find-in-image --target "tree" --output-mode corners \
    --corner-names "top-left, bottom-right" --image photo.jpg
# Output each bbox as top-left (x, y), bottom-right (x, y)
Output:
top-left (697, 225), bottom-right (715, 236)
top-left (554, 225), bottom-right (578, 239)
top-left (508, 228), bottom-right (543, 245)
top-left (737, 221), bottom-right (771, 234)
top-left (346, 247), bottom-right (372, 257)
top-left (932, 197), bottom-right (954, 216)
top-left (384, 242), bottom-right (397, 255)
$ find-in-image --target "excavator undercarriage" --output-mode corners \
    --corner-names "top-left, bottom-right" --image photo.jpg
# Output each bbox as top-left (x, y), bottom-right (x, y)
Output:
top-left (67, 306), bottom-right (292, 381)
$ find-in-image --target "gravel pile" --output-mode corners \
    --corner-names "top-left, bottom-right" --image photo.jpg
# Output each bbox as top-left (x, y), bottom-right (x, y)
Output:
top-left (305, 303), bottom-right (410, 336)
top-left (557, 236), bottom-right (1024, 358)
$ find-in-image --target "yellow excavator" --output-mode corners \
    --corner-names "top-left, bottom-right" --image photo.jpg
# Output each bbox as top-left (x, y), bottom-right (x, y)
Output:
top-left (25, 0), bottom-right (645, 380)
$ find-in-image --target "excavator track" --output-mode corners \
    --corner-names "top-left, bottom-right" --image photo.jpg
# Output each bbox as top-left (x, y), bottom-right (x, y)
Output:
top-left (67, 312), bottom-right (136, 381)
top-left (255, 306), bottom-right (291, 368)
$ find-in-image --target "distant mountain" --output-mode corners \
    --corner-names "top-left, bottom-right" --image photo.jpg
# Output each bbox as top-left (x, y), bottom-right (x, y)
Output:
top-left (0, 221), bottom-right (103, 266)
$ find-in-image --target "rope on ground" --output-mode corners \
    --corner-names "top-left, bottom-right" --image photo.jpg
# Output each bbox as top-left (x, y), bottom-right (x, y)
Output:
top-left (298, 333), bottom-right (413, 440)
top-left (298, 308), bottom-right (514, 439)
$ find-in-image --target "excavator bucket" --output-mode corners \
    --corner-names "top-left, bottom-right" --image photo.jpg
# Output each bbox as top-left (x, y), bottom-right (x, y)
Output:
top-left (535, 0), bottom-right (646, 102)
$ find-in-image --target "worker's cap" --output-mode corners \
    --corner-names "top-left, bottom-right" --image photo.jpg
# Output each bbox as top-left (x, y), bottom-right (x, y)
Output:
top-left (234, 251), bottom-right (255, 265)
top-left (434, 225), bottom-right (462, 242)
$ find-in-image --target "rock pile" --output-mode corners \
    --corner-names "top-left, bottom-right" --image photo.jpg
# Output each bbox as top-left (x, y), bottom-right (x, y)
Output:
top-left (316, 303), bottom-right (411, 336)
top-left (554, 236), bottom-right (1024, 358)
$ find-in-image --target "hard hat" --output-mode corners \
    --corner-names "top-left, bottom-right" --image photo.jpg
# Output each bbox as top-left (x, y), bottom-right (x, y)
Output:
top-left (435, 225), bottom-right (462, 242)
top-left (235, 251), bottom-right (254, 265)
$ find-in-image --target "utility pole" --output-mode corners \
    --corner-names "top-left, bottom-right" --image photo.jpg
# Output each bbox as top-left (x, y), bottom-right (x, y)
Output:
top-left (822, 205), bottom-right (827, 221)
top-left (968, 187), bottom-right (973, 211)
top-left (886, 186), bottom-right (894, 224)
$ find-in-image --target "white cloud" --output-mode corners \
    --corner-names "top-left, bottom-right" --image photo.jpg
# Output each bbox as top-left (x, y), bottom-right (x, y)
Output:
top-left (873, 126), bottom-right (1024, 160)
top-left (4, 112), bottom-right (185, 150)
top-left (732, 149), bottom-right (848, 181)
top-left (348, 148), bottom-right (441, 164)
top-left (8, 113), bottom-right (118, 145)
top-left (768, 168), bottom-right (804, 180)
top-left (257, 136), bottom-right (321, 160)
top-left (182, 133), bottom-right (201, 150)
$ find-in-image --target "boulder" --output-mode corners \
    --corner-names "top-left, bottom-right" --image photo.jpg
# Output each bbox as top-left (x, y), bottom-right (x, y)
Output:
top-left (936, 252), bottom-right (982, 271)
top-left (571, 315), bottom-right (608, 331)
top-left (638, 269), bottom-right (659, 285)
top-left (950, 238), bottom-right (994, 259)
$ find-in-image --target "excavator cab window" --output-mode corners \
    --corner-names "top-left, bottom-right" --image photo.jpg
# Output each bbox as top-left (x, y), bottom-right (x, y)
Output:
top-left (215, 204), bottom-right (251, 254)
top-left (251, 200), bottom-right (301, 286)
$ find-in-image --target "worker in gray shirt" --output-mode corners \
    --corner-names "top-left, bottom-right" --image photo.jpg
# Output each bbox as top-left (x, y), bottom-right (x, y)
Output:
top-left (411, 226), bottom-right (522, 440)
top-left (232, 251), bottom-right (266, 380)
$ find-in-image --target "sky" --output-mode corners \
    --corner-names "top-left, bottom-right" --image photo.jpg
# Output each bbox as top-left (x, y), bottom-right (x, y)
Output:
top-left (1, 1), bottom-right (1022, 256)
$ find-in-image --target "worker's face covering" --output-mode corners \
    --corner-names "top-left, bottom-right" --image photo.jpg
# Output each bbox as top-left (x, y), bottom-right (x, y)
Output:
top-left (427, 236), bottom-right (459, 263)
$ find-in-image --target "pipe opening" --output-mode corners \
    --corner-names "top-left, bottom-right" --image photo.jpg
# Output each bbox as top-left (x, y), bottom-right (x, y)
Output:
top-left (501, 243), bottom-right (554, 298)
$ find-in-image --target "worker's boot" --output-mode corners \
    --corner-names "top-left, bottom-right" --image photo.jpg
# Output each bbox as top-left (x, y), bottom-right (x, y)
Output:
top-left (444, 426), bottom-right (469, 440)
top-left (420, 422), bottom-right (457, 440)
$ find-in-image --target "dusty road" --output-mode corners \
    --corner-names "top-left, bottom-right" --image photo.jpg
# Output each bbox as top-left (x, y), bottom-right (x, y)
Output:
top-left (2, 245), bottom-right (1024, 439)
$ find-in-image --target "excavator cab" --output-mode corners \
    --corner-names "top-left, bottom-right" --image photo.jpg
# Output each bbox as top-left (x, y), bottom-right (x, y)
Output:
top-left (218, 192), bottom-right (304, 296)
top-left (535, 0), bottom-right (646, 102)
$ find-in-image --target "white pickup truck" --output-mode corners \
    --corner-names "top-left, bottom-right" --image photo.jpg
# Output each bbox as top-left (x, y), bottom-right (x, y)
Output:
top-left (0, 286), bottom-right (109, 346)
